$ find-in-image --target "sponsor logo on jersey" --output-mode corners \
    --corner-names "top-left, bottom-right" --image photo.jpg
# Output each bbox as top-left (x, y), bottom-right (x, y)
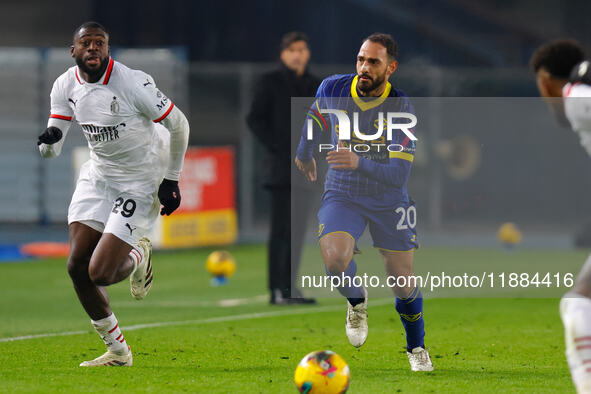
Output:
top-left (156, 94), bottom-right (169, 111)
top-left (80, 122), bottom-right (126, 143)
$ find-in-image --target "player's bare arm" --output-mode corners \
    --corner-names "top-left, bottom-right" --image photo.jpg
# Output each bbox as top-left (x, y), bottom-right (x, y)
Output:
top-left (294, 156), bottom-right (317, 181)
top-left (326, 146), bottom-right (359, 170)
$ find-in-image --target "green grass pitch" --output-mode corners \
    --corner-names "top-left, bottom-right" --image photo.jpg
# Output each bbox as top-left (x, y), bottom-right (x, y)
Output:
top-left (0, 244), bottom-right (584, 393)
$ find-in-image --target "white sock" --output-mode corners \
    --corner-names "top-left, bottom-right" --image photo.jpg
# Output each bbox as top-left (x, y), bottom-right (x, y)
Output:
top-left (129, 247), bottom-right (143, 275)
top-left (91, 313), bottom-right (129, 354)
top-left (560, 294), bottom-right (591, 392)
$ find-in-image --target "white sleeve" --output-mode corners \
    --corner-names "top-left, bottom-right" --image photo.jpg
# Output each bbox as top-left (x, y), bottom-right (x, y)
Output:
top-left (160, 106), bottom-right (190, 181)
top-left (38, 118), bottom-right (72, 158)
top-left (132, 72), bottom-right (174, 122)
top-left (49, 77), bottom-right (74, 122)
top-left (564, 90), bottom-right (591, 157)
top-left (131, 71), bottom-right (188, 180)
top-left (564, 85), bottom-right (591, 131)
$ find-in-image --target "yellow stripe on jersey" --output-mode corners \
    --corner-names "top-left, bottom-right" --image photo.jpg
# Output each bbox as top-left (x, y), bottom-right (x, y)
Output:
top-left (350, 75), bottom-right (391, 111)
top-left (389, 151), bottom-right (414, 162)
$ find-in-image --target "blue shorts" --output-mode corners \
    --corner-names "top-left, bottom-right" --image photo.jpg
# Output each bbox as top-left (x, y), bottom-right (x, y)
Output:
top-left (317, 190), bottom-right (419, 252)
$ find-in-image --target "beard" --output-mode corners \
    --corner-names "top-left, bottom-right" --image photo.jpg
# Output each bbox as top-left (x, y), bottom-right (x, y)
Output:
top-left (357, 72), bottom-right (386, 95)
top-left (75, 54), bottom-right (109, 80)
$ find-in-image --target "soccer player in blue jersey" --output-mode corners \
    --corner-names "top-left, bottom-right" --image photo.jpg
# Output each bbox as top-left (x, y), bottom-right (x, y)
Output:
top-left (295, 33), bottom-right (433, 371)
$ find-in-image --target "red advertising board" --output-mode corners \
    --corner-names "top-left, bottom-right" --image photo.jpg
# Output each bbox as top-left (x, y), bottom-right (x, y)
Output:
top-left (178, 147), bottom-right (235, 212)
top-left (157, 146), bottom-right (237, 248)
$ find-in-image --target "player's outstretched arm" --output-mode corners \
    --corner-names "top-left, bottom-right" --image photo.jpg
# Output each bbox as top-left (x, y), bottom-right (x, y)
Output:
top-left (37, 117), bottom-right (71, 158)
top-left (158, 106), bottom-right (190, 215)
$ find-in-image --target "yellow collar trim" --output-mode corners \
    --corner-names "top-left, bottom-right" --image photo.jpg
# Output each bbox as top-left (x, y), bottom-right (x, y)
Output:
top-left (350, 75), bottom-right (391, 111)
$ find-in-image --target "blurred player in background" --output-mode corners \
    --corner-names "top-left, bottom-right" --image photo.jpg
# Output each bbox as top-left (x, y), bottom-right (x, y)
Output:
top-left (247, 32), bottom-right (320, 305)
top-left (37, 22), bottom-right (189, 366)
top-left (531, 39), bottom-right (591, 393)
top-left (295, 33), bottom-right (433, 371)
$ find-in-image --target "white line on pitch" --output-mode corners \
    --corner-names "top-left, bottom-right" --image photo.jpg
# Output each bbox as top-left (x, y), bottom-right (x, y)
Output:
top-left (111, 294), bottom-right (269, 308)
top-left (0, 298), bottom-right (393, 343)
top-left (0, 330), bottom-right (89, 343)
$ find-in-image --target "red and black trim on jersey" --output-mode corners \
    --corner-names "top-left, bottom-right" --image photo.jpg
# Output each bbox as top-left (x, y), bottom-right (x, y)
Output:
top-left (74, 57), bottom-right (114, 85)
top-left (153, 102), bottom-right (175, 123)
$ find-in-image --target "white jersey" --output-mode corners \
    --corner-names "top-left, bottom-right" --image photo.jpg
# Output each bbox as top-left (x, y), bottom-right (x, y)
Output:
top-left (563, 82), bottom-right (591, 157)
top-left (49, 58), bottom-right (174, 188)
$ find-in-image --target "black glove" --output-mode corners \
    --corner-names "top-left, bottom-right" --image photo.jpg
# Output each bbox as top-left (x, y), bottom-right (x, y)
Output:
top-left (37, 126), bottom-right (63, 146)
top-left (158, 178), bottom-right (181, 216)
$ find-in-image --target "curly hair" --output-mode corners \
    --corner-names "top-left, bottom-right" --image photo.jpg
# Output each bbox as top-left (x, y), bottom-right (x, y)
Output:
top-left (530, 39), bottom-right (585, 78)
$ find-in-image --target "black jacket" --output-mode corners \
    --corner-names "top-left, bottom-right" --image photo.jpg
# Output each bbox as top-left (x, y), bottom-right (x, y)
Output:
top-left (247, 64), bottom-right (321, 187)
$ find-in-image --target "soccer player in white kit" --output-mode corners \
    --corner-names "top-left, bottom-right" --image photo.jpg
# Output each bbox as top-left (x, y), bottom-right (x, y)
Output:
top-left (531, 39), bottom-right (591, 393)
top-left (37, 22), bottom-right (189, 367)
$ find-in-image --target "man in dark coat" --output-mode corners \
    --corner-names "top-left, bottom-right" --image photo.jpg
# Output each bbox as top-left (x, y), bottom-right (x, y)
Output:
top-left (247, 32), bottom-right (320, 304)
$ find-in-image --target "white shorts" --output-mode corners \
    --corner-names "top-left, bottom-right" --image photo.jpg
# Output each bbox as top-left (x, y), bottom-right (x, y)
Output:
top-left (68, 161), bottom-right (161, 246)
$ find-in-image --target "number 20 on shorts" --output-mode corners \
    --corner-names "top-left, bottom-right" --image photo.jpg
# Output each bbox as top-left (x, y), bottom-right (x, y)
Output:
top-left (395, 206), bottom-right (416, 230)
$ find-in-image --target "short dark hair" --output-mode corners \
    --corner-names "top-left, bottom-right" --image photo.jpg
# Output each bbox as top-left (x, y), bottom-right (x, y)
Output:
top-left (280, 31), bottom-right (309, 52)
top-left (364, 33), bottom-right (398, 60)
top-left (73, 21), bottom-right (109, 42)
top-left (530, 39), bottom-right (585, 78)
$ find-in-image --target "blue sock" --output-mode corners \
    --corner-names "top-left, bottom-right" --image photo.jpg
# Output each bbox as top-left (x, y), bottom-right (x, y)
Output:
top-left (326, 258), bottom-right (364, 304)
top-left (395, 287), bottom-right (425, 352)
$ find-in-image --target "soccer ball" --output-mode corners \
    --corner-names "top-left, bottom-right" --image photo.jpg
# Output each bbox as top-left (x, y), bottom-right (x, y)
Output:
top-left (205, 251), bottom-right (236, 285)
top-left (497, 222), bottom-right (523, 247)
top-left (294, 350), bottom-right (350, 393)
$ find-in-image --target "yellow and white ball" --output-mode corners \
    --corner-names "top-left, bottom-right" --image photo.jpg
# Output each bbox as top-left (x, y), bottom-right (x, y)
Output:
top-left (294, 350), bottom-right (350, 393)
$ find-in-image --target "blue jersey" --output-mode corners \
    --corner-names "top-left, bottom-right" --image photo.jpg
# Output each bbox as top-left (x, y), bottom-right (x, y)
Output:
top-left (296, 73), bottom-right (416, 197)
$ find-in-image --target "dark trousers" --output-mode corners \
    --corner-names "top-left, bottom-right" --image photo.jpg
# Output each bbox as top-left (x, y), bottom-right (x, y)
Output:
top-left (268, 187), bottom-right (315, 296)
